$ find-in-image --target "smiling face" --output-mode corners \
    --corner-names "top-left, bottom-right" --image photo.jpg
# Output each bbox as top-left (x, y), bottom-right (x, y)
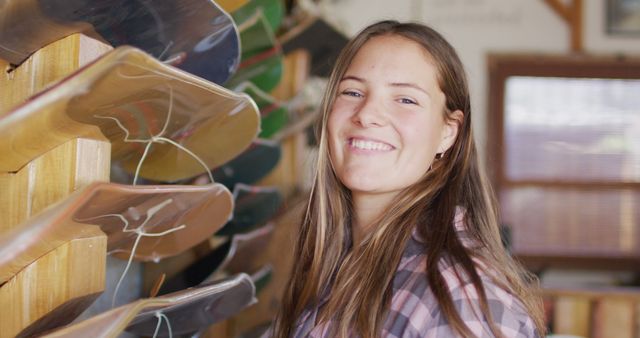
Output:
top-left (328, 34), bottom-right (460, 205)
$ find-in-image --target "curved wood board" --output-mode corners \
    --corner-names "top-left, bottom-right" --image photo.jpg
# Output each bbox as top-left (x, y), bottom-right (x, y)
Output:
top-left (0, 181), bottom-right (233, 284)
top-left (0, 0), bottom-right (240, 84)
top-left (42, 273), bottom-right (256, 338)
top-left (0, 46), bottom-right (260, 181)
top-left (0, 229), bottom-right (106, 338)
top-left (74, 182), bottom-right (234, 261)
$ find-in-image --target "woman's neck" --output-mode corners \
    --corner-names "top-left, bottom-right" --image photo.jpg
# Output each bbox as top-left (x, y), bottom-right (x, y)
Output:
top-left (351, 191), bottom-right (397, 246)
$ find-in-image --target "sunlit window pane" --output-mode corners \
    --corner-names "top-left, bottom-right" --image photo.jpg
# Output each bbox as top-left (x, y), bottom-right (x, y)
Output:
top-left (504, 76), bottom-right (640, 182)
top-left (501, 187), bottom-right (640, 257)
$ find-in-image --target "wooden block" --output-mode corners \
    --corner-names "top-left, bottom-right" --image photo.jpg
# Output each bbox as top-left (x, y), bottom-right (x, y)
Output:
top-left (553, 296), bottom-right (591, 337)
top-left (0, 138), bottom-right (111, 233)
top-left (0, 33), bottom-right (112, 114)
top-left (592, 298), bottom-right (635, 338)
top-left (0, 224), bottom-right (106, 337)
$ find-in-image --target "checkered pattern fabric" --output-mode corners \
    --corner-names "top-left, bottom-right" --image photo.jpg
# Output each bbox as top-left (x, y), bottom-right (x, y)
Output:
top-left (272, 213), bottom-right (540, 337)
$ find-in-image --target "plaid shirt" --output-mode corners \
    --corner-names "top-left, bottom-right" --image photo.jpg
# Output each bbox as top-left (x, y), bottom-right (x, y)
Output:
top-left (281, 213), bottom-right (540, 338)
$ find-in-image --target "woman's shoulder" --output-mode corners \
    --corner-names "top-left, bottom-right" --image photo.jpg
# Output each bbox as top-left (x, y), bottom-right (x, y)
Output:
top-left (385, 231), bottom-right (539, 337)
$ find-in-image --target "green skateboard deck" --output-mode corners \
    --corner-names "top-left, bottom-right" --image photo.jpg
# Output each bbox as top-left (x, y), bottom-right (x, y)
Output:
top-left (226, 10), bottom-right (283, 93)
top-left (232, 0), bottom-right (285, 33)
top-left (236, 81), bottom-right (289, 138)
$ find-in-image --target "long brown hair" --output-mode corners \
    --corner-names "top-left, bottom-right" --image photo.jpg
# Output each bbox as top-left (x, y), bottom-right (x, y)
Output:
top-left (273, 20), bottom-right (545, 337)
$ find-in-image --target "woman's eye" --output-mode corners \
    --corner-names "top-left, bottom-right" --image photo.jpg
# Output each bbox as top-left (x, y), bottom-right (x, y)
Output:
top-left (341, 90), bottom-right (362, 98)
top-left (399, 97), bottom-right (417, 105)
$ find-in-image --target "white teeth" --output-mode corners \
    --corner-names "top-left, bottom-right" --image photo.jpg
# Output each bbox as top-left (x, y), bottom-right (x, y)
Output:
top-left (349, 139), bottom-right (392, 151)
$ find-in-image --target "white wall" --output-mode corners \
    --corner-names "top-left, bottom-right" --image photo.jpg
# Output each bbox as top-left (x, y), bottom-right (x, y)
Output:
top-left (310, 0), bottom-right (640, 160)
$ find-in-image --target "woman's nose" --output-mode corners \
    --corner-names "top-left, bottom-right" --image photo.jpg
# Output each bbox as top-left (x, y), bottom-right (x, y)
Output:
top-left (351, 96), bottom-right (386, 127)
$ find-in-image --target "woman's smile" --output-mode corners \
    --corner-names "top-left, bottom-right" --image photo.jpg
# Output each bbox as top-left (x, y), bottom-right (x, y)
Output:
top-left (347, 136), bottom-right (395, 153)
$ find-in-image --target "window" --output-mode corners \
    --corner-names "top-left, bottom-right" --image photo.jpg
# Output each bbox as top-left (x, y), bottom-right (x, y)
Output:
top-left (487, 55), bottom-right (640, 269)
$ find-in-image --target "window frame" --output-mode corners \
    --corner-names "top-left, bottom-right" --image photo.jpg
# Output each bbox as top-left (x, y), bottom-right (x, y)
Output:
top-left (486, 54), bottom-right (640, 270)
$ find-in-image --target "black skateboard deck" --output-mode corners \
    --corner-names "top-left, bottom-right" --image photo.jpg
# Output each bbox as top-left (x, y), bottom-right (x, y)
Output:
top-left (210, 139), bottom-right (281, 188)
top-left (217, 184), bottom-right (283, 236)
top-left (0, 0), bottom-right (241, 84)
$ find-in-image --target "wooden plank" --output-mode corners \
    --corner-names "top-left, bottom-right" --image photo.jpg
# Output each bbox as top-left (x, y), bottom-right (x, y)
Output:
top-left (592, 298), bottom-right (635, 338)
top-left (0, 224), bottom-right (106, 337)
top-left (0, 33), bottom-right (112, 114)
top-left (553, 296), bottom-right (591, 337)
top-left (543, 0), bottom-right (571, 22)
top-left (0, 138), bottom-right (111, 233)
top-left (569, 0), bottom-right (583, 52)
top-left (542, 0), bottom-right (583, 52)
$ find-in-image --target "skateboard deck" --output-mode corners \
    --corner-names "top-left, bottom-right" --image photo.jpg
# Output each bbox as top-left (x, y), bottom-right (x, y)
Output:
top-left (0, 0), bottom-right (240, 84)
top-left (0, 181), bottom-right (233, 284)
top-left (211, 139), bottom-right (282, 188)
top-left (216, 223), bottom-right (275, 278)
top-left (217, 184), bottom-right (283, 236)
top-left (226, 10), bottom-right (283, 93)
top-left (281, 17), bottom-right (348, 77)
top-left (232, 0), bottom-right (285, 33)
top-left (42, 273), bottom-right (255, 338)
top-left (0, 46), bottom-right (260, 182)
top-left (160, 223), bottom-right (275, 295)
top-left (249, 264), bottom-right (273, 294)
top-left (217, 0), bottom-right (250, 13)
top-left (236, 81), bottom-right (289, 138)
top-left (158, 238), bottom-right (232, 295)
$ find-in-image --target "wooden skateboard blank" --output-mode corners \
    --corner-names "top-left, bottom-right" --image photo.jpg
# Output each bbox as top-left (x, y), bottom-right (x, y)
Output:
top-left (0, 181), bottom-right (233, 286)
top-left (74, 183), bottom-right (234, 261)
top-left (0, 46), bottom-right (260, 181)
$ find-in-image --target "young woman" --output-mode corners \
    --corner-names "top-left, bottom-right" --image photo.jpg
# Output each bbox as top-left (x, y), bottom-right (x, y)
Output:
top-left (270, 20), bottom-right (545, 337)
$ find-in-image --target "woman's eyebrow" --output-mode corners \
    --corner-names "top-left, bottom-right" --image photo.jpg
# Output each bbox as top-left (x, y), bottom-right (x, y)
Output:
top-left (389, 82), bottom-right (429, 95)
top-left (340, 75), bottom-right (365, 82)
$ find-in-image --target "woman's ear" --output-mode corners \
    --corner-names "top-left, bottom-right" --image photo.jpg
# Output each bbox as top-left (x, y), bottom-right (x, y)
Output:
top-left (437, 110), bottom-right (464, 154)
